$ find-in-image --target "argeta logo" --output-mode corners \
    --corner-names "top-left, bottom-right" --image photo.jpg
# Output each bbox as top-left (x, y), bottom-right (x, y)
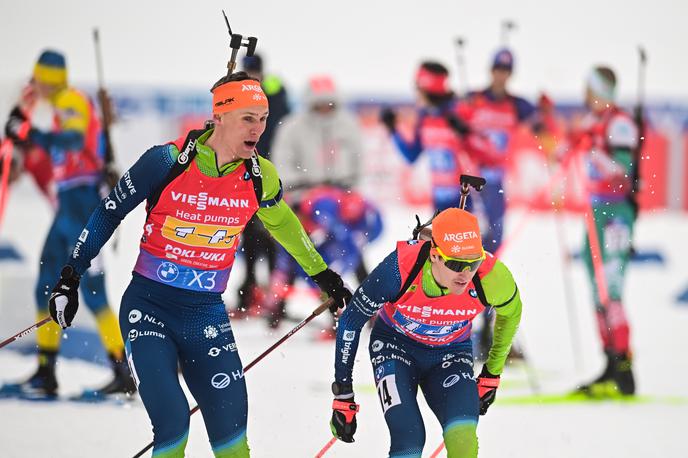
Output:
top-left (128, 329), bottom-right (139, 342)
top-left (443, 231), bottom-right (478, 242)
top-left (371, 340), bottom-right (384, 352)
top-left (343, 330), bottom-right (356, 341)
top-left (156, 262), bottom-right (179, 283)
top-left (128, 309), bottom-right (142, 324)
top-left (204, 326), bottom-right (219, 339)
top-left (211, 372), bottom-right (231, 389)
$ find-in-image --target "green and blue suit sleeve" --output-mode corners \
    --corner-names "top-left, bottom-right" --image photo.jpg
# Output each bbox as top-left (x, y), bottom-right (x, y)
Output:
top-left (254, 156), bottom-right (327, 276)
top-left (480, 260), bottom-right (522, 375)
top-left (335, 250), bottom-right (402, 384)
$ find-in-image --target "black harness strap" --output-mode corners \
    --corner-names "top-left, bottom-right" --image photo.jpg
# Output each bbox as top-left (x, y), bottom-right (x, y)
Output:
top-left (146, 127), bottom-right (208, 217)
top-left (491, 286), bottom-right (519, 309)
top-left (147, 126), bottom-right (267, 217)
top-left (472, 274), bottom-right (492, 309)
top-left (243, 153), bottom-right (264, 206)
top-left (392, 242), bottom-right (431, 303)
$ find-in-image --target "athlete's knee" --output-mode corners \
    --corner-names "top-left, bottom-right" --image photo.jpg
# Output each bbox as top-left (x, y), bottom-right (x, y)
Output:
top-left (152, 430), bottom-right (189, 458)
top-left (388, 419), bottom-right (425, 458)
top-left (443, 417), bottom-right (478, 458)
top-left (211, 429), bottom-right (250, 458)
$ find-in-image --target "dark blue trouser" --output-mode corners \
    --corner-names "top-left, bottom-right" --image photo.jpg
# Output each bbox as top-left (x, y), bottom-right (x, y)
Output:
top-left (35, 184), bottom-right (109, 313)
top-left (369, 320), bottom-right (479, 458)
top-left (120, 274), bottom-right (249, 457)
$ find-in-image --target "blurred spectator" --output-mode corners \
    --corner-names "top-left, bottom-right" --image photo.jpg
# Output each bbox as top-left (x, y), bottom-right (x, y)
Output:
top-left (271, 75), bottom-right (363, 196)
top-left (460, 48), bottom-right (537, 252)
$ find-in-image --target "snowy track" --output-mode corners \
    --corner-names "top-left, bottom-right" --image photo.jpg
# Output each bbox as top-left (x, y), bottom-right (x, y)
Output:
top-left (2, 199), bottom-right (687, 457)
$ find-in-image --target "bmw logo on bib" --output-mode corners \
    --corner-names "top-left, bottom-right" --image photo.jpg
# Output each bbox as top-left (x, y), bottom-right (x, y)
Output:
top-left (469, 289), bottom-right (478, 298)
top-left (157, 262), bottom-right (180, 283)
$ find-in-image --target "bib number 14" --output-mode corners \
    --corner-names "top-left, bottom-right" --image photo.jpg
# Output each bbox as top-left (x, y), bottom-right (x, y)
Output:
top-left (376, 374), bottom-right (401, 413)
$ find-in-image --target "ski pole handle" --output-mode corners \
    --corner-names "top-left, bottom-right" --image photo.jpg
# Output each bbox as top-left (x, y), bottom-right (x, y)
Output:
top-left (0, 316), bottom-right (52, 350)
top-left (131, 297), bottom-right (334, 458)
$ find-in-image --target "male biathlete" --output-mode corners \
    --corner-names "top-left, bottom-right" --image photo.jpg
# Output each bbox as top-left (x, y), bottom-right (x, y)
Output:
top-left (46, 70), bottom-right (351, 457)
top-left (328, 207), bottom-right (522, 457)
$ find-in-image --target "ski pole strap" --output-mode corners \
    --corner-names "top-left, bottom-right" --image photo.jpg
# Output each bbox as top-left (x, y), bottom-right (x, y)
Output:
top-left (478, 377), bottom-right (500, 388)
top-left (332, 400), bottom-right (359, 423)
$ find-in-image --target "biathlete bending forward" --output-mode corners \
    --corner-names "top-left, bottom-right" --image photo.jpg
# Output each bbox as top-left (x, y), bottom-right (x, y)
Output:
top-left (46, 70), bottom-right (351, 457)
top-left (329, 208), bottom-right (522, 457)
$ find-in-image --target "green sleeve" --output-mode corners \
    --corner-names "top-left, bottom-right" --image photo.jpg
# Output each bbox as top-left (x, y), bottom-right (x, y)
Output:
top-left (255, 157), bottom-right (328, 276)
top-left (480, 260), bottom-right (522, 375)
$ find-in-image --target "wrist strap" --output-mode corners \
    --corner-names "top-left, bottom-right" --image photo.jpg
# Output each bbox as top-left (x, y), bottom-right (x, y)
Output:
top-left (332, 399), bottom-right (359, 423)
top-left (478, 376), bottom-right (500, 388)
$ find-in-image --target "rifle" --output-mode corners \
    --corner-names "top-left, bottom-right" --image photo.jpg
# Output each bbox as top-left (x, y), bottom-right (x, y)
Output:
top-left (93, 28), bottom-right (119, 190)
top-left (630, 46), bottom-right (647, 220)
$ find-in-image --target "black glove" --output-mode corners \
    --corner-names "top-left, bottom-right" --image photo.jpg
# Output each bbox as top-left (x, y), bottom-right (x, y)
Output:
top-left (4, 106), bottom-right (31, 144)
top-left (311, 268), bottom-right (352, 312)
top-left (330, 382), bottom-right (359, 443)
top-left (48, 265), bottom-right (81, 329)
top-left (476, 365), bottom-right (500, 415)
top-left (446, 114), bottom-right (471, 137)
top-left (380, 108), bottom-right (397, 134)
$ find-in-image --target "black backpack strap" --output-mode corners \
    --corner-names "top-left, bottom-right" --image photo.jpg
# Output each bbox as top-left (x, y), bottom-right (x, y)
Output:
top-left (243, 154), bottom-right (264, 206)
top-left (473, 274), bottom-right (519, 311)
top-left (392, 242), bottom-right (431, 303)
top-left (146, 127), bottom-right (209, 217)
top-left (472, 274), bottom-right (492, 310)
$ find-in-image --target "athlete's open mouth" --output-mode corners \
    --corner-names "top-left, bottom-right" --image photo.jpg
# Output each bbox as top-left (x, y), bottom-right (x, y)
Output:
top-left (244, 141), bottom-right (257, 149)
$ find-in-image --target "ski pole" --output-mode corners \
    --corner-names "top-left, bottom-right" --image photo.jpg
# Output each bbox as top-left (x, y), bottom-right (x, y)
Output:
top-left (132, 298), bottom-right (333, 458)
top-left (429, 441), bottom-right (445, 457)
top-left (0, 138), bottom-right (14, 231)
top-left (571, 154), bottom-right (617, 350)
top-left (0, 316), bottom-right (52, 350)
top-left (500, 20), bottom-right (516, 47)
top-left (547, 157), bottom-right (583, 373)
top-left (454, 37), bottom-right (468, 97)
top-left (314, 437), bottom-right (337, 458)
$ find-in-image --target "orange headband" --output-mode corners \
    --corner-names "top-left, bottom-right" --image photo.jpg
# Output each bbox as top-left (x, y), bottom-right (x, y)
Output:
top-left (212, 80), bottom-right (268, 115)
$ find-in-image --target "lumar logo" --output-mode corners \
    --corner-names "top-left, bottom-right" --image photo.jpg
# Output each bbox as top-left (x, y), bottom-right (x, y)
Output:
top-left (214, 97), bottom-right (235, 107)
top-left (242, 84), bottom-right (262, 92)
top-left (444, 231), bottom-right (478, 242)
top-left (171, 192), bottom-right (249, 211)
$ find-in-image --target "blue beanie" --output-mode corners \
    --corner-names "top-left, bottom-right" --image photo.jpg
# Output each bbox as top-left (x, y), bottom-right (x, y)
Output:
top-left (34, 49), bottom-right (67, 86)
top-left (492, 48), bottom-right (514, 71)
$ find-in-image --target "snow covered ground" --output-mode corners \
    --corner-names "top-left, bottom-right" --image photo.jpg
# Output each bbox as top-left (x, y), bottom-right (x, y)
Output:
top-left (1, 180), bottom-right (687, 457)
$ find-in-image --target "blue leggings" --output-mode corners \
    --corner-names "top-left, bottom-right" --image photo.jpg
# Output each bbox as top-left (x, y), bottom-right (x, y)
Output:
top-left (35, 185), bottom-right (108, 314)
top-left (120, 274), bottom-right (249, 457)
top-left (369, 320), bottom-right (479, 458)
